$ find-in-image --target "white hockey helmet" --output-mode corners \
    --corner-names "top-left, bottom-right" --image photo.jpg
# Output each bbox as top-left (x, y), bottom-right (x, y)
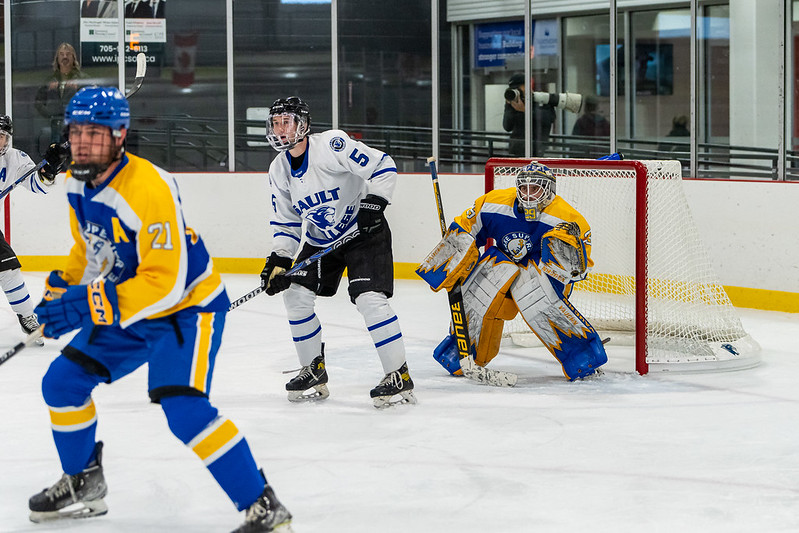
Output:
top-left (515, 162), bottom-right (555, 221)
top-left (266, 96), bottom-right (311, 151)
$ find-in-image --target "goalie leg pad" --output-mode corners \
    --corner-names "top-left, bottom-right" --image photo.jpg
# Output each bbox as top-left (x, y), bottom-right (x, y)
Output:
top-left (511, 263), bottom-right (608, 380)
top-left (474, 294), bottom-right (519, 368)
top-left (461, 247), bottom-right (520, 352)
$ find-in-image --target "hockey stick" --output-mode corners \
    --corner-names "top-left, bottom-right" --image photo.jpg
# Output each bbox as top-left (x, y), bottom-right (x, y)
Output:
top-left (427, 157), bottom-right (517, 387)
top-left (125, 53), bottom-right (147, 98)
top-left (0, 325), bottom-right (44, 367)
top-left (0, 159), bottom-right (48, 203)
top-left (228, 229), bottom-right (362, 311)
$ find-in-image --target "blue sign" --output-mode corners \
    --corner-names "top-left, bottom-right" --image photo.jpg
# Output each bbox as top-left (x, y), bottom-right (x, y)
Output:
top-left (474, 21), bottom-right (526, 68)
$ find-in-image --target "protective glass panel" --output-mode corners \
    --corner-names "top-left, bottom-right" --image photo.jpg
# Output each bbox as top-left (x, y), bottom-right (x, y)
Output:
top-left (337, 0), bottom-right (433, 173)
top-left (233, 0), bottom-right (332, 171)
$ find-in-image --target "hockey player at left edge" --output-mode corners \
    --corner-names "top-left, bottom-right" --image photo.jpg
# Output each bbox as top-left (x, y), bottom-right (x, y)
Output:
top-left (0, 114), bottom-right (69, 345)
top-left (260, 96), bottom-right (416, 409)
top-left (28, 87), bottom-right (293, 532)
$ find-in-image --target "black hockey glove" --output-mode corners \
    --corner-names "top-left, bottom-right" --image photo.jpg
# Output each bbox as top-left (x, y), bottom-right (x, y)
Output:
top-left (39, 142), bottom-right (71, 184)
top-left (357, 194), bottom-right (388, 235)
top-left (261, 252), bottom-right (293, 296)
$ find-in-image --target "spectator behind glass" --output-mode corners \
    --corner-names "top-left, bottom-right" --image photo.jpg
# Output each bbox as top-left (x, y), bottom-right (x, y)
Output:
top-left (571, 95), bottom-right (610, 138)
top-left (34, 43), bottom-right (86, 145)
top-left (659, 114), bottom-right (690, 157)
top-left (502, 73), bottom-right (556, 157)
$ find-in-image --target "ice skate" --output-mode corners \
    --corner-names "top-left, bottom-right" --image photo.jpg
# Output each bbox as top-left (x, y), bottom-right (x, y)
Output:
top-left (577, 367), bottom-right (605, 381)
top-left (29, 441), bottom-right (107, 523)
top-left (232, 484), bottom-right (293, 533)
top-left (285, 345), bottom-right (329, 402)
top-left (370, 362), bottom-right (417, 409)
top-left (18, 313), bottom-right (44, 346)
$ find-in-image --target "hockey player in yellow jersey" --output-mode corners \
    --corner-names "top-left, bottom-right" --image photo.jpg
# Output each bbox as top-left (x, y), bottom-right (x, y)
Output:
top-left (416, 162), bottom-right (607, 380)
top-left (29, 87), bottom-right (292, 532)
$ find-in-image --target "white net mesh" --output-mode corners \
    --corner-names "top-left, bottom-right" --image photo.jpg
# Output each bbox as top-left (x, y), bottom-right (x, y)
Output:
top-left (489, 158), bottom-right (760, 372)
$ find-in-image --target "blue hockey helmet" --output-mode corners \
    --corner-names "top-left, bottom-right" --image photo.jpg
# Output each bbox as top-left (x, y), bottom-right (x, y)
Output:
top-left (65, 86), bottom-right (130, 133)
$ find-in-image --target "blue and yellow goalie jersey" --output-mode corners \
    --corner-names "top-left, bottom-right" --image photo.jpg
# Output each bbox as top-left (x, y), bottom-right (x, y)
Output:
top-left (455, 187), bottom-right (593, 269)
top-left (62, 153), bottom-right (228, 328)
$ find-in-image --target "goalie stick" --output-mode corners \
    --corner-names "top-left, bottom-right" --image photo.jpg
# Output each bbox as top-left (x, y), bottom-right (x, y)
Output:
top-left (228, 229), bottom-right (362, 311)
top-left (427, 157), bottom-right (517, 387)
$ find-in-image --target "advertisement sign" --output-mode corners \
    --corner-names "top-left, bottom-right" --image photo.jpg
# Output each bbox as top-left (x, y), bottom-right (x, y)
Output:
top-left (79, 0), bottom-right (166, 67)
top-left (474, 21), bottom-right (525, 68)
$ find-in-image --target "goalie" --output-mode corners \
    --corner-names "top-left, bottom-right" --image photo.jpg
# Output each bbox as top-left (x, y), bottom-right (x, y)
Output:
top-left (416, 162), bottom-right (607, 380)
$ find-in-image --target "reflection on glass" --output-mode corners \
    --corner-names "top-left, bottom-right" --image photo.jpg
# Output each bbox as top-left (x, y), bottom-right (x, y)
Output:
top-left (233, 0), bottom-right (332, 171)
top-left (563, 14), bottom-right (613, 159)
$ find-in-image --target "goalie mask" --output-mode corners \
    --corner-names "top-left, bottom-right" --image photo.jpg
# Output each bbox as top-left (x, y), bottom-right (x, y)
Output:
top-left (516, 162), bottom-right (555, 221)
top-left (0, 115), bottom-right (12, 157)
top-left (266, 96), bottom-right (311, 152)
top-left (64, 86), bottom-right (130, 185)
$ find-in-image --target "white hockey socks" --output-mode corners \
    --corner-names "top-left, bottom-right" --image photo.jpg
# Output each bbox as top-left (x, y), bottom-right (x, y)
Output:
top-left (283, 284), bottom-right (323, 365)
top-left (0, 268), bottom-right (35, 317)
top-left (355, 291), bottom-right (406, 374)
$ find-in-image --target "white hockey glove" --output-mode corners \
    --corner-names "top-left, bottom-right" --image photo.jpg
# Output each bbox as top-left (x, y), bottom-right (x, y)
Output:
top-left (416, 228), bottom-right (479, 292)
top-left (539, 222), bottom-right (589, 283)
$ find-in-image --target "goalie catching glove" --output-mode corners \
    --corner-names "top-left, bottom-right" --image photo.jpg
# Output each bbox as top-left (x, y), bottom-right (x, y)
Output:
top-left (38, 141), bottom-right (70, 184)
top-left (261, 252), bottom-right (293, 295)
top-left (34, 278), bottom-right (119, 339)
top-left (539, 222), bottom-right (589, 283)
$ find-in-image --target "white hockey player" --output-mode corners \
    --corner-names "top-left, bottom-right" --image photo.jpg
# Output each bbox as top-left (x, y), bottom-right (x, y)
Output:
top-left (0, 114), bottom-right (69, 344)
top-left (260, 96), bottom-right (415, 409)
top-left (416, 162), bottom-right (607, 380)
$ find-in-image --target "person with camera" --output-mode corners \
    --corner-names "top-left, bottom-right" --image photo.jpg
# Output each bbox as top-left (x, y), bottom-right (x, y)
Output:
top-left (502, 73), bottom-right (556, 157)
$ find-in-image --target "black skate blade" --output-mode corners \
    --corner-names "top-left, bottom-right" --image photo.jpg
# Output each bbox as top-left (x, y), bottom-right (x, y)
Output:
top-left (29, 499), bottom-right (108, 523)
top-left (372, 390), bottom-right (417, 409)
top-left (287, 383), bottom-right (329, 403)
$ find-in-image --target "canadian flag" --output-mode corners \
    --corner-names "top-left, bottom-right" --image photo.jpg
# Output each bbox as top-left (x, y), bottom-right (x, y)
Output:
top-left (173, 33), bottom-right (197, 88)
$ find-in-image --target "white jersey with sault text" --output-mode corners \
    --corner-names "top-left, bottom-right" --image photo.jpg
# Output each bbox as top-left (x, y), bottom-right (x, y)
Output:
top-left (268, 129), bottom-right (398, 257)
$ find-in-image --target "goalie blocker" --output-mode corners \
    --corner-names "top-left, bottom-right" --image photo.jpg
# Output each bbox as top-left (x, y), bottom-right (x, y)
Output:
top-left (417, 162), bottom-right (607, 380)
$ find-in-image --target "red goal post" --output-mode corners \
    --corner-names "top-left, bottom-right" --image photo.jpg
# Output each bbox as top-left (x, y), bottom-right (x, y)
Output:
top-left (485, 157), bottom-right (761, 375)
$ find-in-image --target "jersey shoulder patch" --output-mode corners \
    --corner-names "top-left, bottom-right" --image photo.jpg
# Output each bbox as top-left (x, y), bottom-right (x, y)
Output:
top-left (328, 135), bottom-right (347, 152)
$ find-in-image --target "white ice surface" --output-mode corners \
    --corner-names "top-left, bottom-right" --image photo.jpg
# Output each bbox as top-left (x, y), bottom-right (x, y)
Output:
top-left (1, 274), bottom-right (798, 532)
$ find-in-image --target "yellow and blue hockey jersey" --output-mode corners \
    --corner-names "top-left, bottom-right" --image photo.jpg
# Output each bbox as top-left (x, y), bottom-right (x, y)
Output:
top-left (61, 153), bottom-right (228, 328)
top-left (454, 187), bottom-right (593, 267)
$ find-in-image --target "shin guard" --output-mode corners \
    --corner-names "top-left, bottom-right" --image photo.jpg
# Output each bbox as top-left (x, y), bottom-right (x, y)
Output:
top-left (161, 395), bottom-right (264, 511)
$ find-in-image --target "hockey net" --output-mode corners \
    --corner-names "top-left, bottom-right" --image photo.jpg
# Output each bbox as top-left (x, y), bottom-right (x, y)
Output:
top-left (485, 157), bottom-right (760, 374)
